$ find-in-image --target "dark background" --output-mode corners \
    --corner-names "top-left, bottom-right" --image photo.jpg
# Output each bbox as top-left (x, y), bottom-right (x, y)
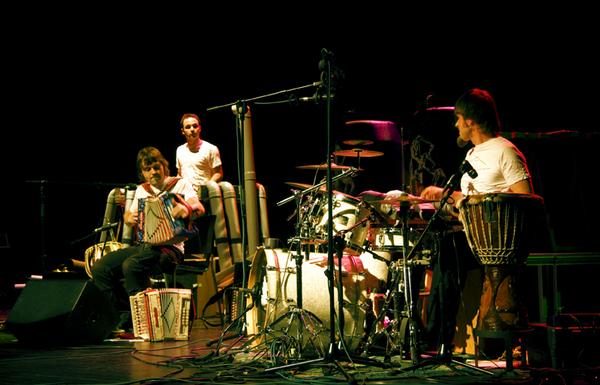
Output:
top-left (1, 14), bottom-right (599, 291)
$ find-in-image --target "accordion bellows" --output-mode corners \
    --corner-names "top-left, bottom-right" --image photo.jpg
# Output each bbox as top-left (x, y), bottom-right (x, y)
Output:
top-left (137, 193), bottom-right (189, 245)
top-left (129, 288), bottom-right (192, 341)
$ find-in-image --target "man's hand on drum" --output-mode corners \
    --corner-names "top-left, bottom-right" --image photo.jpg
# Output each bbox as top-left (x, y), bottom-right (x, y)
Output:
top-left (421, 186), bottom-right (464, 209)
top-left (420, 186), bottom-right (443, 201)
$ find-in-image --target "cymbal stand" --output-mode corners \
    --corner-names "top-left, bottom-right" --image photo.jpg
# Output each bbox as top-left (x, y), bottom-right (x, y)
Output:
top-left (272, 190), bottom-right (328, 359)
top-left (276, 167), bottom-right (359, 207)
top-left (24, 180), bottom-right (48, 275)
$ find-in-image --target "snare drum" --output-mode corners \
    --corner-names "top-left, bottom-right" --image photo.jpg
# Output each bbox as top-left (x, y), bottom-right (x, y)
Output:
top-left (314, 192), bottom-right (370, 255)
top-left (367, 226), bottom-right (437, 265)
top-left (370, 227), bottom-right (410, 251)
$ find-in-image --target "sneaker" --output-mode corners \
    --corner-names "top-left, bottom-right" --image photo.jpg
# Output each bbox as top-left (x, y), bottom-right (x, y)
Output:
top-left (113, 331), bottom-right (136, 340)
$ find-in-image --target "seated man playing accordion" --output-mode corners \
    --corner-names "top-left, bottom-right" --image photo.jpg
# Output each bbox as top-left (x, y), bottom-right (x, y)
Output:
top-left (91, 146), bottom-right (204, 332)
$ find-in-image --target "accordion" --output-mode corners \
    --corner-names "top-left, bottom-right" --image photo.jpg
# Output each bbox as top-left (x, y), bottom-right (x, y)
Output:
top-left (137, 193), bottom-right (196, 245)
top-left (129, 288), bottom-right (192, 341)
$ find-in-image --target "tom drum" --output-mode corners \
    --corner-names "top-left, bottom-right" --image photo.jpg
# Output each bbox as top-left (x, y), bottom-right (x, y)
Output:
top-left (314, 192), bottom-right (370, 255)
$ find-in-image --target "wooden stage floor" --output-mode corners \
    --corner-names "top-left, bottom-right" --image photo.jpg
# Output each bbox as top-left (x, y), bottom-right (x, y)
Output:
top-left (2, 311), bottom-right (591, 385)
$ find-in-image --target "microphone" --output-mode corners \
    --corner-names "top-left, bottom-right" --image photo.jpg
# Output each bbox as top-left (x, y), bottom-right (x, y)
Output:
top-left (298, 93), bottom-right (335, 103)
top-left (457, 137), bottom-right (469, 148)
top-left (459, 160), bottom-right (478, 179)
top-left (94, 222), bottom-right (119, 233)
top-left (321, 48), bottom-right (335, 60)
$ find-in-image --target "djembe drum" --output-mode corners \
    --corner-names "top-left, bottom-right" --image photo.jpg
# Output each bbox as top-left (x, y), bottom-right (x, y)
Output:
top-left (459, 192), bottom-right (543, 332)
top-left (84, 241), bottom-right (125, 278)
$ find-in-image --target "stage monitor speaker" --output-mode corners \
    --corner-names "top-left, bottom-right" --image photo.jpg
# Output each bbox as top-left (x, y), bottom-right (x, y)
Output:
top-left (6, 278), bottom-right (118, 345)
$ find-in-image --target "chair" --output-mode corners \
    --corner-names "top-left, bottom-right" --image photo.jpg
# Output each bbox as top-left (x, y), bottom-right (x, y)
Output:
top-left (160, 214), bottom-right (225, 323)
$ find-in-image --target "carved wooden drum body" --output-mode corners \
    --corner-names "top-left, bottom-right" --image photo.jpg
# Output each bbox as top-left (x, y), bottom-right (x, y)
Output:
top-left (459, 193), bottom-right (543, 331)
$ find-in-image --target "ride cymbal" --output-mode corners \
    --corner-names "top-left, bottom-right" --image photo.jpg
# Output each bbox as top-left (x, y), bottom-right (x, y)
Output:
top-left (333, 149), bottom-right (384, 158)
top-left (285, 182), bottom-right (313, 190)
top-left (296, 163), bottom-right (355, 170)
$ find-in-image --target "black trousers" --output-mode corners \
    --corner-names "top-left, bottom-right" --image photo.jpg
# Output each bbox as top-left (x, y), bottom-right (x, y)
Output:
top-left (91, 243), bottom-right (179, 311)
top-left (425, 230), bottom-right (479, 348)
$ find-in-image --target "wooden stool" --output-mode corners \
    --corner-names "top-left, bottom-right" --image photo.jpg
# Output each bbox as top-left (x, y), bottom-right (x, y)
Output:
top-left (474, 327), bottom-right (533, 374)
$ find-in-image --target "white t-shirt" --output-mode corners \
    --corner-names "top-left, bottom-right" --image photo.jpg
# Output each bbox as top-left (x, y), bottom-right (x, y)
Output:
top-left (461, 137), bottom-right (530, 195)
top-left (129, 176), bottom-right (197, 253)
top-left (176, 140), bottom-right (222, 191)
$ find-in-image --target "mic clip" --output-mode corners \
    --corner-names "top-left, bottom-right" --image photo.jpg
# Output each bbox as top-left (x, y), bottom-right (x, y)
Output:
top-left (94, 222), bottom-right (119, 233)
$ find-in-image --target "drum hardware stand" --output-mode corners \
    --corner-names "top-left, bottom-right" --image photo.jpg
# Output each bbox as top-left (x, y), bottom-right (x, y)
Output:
top-left (24, 180), bottom-right (48, 275)
top-left (265, 240), bottom-right (328, 360)
top-left (360, 196), bottom-right (423, 364)
top-left (259, 188), bottom-right (331, 361)
top-left (276, 167), bottom-right (359, 207)
top-left (392, 163), bottom-right (493, 376)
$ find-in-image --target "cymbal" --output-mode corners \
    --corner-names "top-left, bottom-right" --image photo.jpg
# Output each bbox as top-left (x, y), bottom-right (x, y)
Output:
top-left (285, 182), bottom-right (313, 190)
top-left (342, 139), bottom-right (374, 146)
top-left (343, 120), bottom-right (405, 144)
top-left (296, 163), bottom-right (354, 170)
top-left (333, 149), bottom-right (384, 158)
top-left (345, 119), bottom-right (396, 127)
top-left (425, 106), bottom-right (455, 112)
top-left (374, 196), bottom-right (437, 205)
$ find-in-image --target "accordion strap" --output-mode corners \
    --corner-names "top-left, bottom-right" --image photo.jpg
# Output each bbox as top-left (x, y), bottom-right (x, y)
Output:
top-left (142, 177), bottom-right (182, 196)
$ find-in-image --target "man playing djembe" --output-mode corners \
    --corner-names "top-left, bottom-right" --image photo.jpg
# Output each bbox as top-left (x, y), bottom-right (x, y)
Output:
top-left (420, 88), bottom-right (539, 358)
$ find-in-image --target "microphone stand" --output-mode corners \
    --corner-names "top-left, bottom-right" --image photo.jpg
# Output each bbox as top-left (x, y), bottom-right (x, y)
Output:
top-left (391, 168), bottom-right (493, 376)
top-left (265, 49), bottom-right (388, 382)
top-left (266, 49), bottom-right (351, 377)
top-left (206, 79), bottom-right (325, 349)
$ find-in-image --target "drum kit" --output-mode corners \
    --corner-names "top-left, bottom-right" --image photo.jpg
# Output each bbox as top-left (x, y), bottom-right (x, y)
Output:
top-left (245, 141), bottom-right (544, 368)
top-left (246, 153), bottom-right (443, 361)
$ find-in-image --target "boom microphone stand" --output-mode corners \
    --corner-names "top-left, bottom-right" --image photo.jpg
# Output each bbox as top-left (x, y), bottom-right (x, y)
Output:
top-left (392, 160), bottom-right (493, 376)
top-left (206, 81), bottom-right (324, 347)
top-left (264, 49), bottom-right (358, 382)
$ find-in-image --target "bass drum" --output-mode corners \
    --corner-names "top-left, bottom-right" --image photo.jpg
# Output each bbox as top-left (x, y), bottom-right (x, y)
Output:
top-left (84, 241), bottom-right (125, 278)
top-left (246, 247), bottom-right (368, 352)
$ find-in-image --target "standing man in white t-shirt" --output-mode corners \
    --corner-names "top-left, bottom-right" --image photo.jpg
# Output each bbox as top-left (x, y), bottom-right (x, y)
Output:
top-left (176, 113), bottom-right (223, 191)
top-left (176, 113), bottom-right (223, 255)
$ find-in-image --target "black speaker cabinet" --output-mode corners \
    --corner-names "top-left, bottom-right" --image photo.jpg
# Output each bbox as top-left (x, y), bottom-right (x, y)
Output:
top-left (6, 278), bottom-right (118, 345)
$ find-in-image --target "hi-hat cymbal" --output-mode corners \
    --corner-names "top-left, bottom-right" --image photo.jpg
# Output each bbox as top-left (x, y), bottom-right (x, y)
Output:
top-left (296, 163), bottom-right (355, 170)
top-left (333, 149), bottom-right (384, 158)
top-left (374, 196), bottom-right (437, 205)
